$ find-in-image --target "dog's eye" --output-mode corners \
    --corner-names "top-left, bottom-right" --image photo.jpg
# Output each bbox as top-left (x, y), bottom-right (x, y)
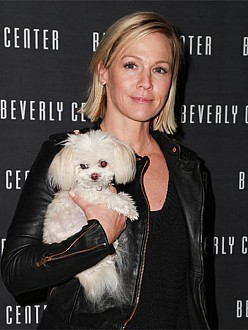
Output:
top-left (80, 163), bottom-right (89, 170)
top-left (99, 160), bottom-right (108, 168)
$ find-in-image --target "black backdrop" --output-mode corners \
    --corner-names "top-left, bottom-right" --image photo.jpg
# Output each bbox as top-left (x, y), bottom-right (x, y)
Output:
top-left (1, 1), bottom-right (248, 329)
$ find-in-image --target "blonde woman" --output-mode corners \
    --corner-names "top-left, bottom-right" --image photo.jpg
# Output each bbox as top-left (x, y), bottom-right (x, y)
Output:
top-left (2, 12), bottom-right (210, 329)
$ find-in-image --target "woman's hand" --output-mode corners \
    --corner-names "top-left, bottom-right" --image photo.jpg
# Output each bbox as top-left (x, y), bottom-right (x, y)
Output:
top-left (69, 190), bottom-right (127, 244)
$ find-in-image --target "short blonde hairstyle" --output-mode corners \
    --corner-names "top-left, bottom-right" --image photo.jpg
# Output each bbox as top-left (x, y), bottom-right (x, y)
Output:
top-left (82, 11), bottom-right (182, 134)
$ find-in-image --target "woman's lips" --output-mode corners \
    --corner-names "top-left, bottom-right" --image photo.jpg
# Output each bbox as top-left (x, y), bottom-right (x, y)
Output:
top-left (131, 96), bottom-right (153, 103)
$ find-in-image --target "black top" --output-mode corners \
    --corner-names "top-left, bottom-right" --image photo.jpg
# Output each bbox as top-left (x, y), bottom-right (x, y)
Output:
top-left (127, 176), bottom-right (191, 329)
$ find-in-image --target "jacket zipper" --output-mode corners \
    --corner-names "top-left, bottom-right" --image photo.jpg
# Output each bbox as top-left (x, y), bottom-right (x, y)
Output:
top-left (37, 223), bottom-right (107, 267)
top-left (122, 158), bottom-right (150, 329)
top-left (36, 243), bottom-right (107, 267)
top-left (197, 162), bottom-right (210, 329)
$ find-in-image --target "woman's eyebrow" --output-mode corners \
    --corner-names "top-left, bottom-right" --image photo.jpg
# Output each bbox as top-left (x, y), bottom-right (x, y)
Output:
top-left (121, 55), bottom-right (171, 65)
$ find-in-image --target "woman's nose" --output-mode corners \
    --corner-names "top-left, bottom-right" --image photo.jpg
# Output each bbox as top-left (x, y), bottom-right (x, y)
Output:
top-left (137, 70), bottom-right (153, 90)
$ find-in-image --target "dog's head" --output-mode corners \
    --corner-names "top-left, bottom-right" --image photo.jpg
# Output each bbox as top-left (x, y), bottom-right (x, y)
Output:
top-left (48, 130), bottom-right (136, 190)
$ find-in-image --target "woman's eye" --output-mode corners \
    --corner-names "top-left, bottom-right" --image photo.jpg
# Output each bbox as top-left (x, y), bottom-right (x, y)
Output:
top-left (99, 160), bottom-right (108, 168)
top-left (80, 163), bottom-right (89, 169)
top-left (124, 62), bottom-right (136, 70)
top-left (154, 67), bottom-right (167, 74)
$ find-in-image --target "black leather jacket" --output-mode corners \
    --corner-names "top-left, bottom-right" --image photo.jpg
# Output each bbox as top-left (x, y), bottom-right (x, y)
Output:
top-left (1, 125), bottom-right (210, 329)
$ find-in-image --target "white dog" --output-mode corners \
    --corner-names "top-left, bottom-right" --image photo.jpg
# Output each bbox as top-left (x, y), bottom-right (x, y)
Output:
top-left (43, 129), bottom-right (138, 309)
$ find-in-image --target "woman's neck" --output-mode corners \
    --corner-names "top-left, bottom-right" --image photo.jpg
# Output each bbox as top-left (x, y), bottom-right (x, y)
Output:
top-left (100, 117), bottom-right (154, 156)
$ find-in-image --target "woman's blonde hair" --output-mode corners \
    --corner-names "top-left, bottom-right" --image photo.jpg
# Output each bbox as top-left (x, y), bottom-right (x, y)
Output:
top-left (81, 11), bottom-right (182, 134)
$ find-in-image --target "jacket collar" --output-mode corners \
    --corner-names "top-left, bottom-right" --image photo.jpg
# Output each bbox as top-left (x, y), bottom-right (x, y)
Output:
top-left (151, 130), bottom-right (198, 164)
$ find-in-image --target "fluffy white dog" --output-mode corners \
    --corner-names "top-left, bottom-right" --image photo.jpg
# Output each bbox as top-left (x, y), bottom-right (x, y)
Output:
top-left (43, 129), bottom-right (138, 308)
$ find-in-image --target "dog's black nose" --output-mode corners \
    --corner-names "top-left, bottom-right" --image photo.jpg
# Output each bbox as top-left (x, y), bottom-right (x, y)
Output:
top-left (91, 173), bottom-right (99, 181)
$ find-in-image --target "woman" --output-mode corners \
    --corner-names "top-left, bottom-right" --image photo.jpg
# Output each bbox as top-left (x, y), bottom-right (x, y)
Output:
top-left (1, 12), bottom-right (210, 329)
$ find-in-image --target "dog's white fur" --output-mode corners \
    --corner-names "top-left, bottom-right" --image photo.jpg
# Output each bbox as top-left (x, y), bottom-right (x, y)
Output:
top-left (43, 130), bottom-right (138, 308)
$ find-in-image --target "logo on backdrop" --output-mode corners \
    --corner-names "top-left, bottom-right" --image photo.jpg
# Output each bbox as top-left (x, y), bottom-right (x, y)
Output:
top-left (204, 236), bottom-right (248, 255)
top-left (243, 37), bottom-right (248, 56)
top-left (92, 32), bottom-right (213, 56)
top-left (92, 32), bottom-right (105, 52)
top-left (180, 35), bottom-right (212, 55)
top-left (0, 100), bottom-right (87, 122)
top-left (239, 171), bottom-right (246, 190)
top-left (2, 27), bottom-right (59, 50)
top-left (5, 170), bottom-right (30, 190)
top-left (181, 104), bottom-right (248, 124)
top-left (236, 299), bottom-right (248, 318)
top-left (5, 304), bottom-right (47, 325)
top-left (1, 238), bottom-right (6, 256)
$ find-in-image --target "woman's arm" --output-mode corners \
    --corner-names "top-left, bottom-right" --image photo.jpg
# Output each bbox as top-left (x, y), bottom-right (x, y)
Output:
top-left (1, 140), bottom-right (114, 295)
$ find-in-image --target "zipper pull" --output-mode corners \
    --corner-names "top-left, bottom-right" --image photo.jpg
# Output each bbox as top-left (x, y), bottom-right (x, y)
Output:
top-left (36, 256), bottom-right (52, 267)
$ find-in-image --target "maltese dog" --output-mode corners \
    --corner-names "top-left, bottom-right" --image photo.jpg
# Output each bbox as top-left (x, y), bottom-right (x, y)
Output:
top-left (43, 129), bottom-right (138, 309)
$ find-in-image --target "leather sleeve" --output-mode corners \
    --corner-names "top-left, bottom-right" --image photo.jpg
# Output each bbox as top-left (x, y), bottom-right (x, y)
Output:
top-left (1, 139), bottom-right (114, 296)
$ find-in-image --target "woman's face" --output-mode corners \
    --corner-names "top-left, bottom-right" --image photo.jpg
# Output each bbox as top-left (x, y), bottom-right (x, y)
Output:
top-left (100, 32), bottom-right (173, 124)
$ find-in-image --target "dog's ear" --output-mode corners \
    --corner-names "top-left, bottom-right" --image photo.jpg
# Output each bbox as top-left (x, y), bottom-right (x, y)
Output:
top-left (112, 139), bottom-right (136, 184)
top-left (48, 145), bottom-right (75, 190)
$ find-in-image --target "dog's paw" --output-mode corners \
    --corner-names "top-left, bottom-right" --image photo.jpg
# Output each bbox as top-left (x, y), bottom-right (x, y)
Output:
top-left (127, 207), bottom-right (139, 221)
top-left (117, 192), bottom-right (139, 221)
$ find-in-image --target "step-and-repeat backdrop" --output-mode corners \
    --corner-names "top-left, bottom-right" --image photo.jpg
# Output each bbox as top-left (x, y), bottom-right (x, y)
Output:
top-left (0, 1), bottom-right (247, 329)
